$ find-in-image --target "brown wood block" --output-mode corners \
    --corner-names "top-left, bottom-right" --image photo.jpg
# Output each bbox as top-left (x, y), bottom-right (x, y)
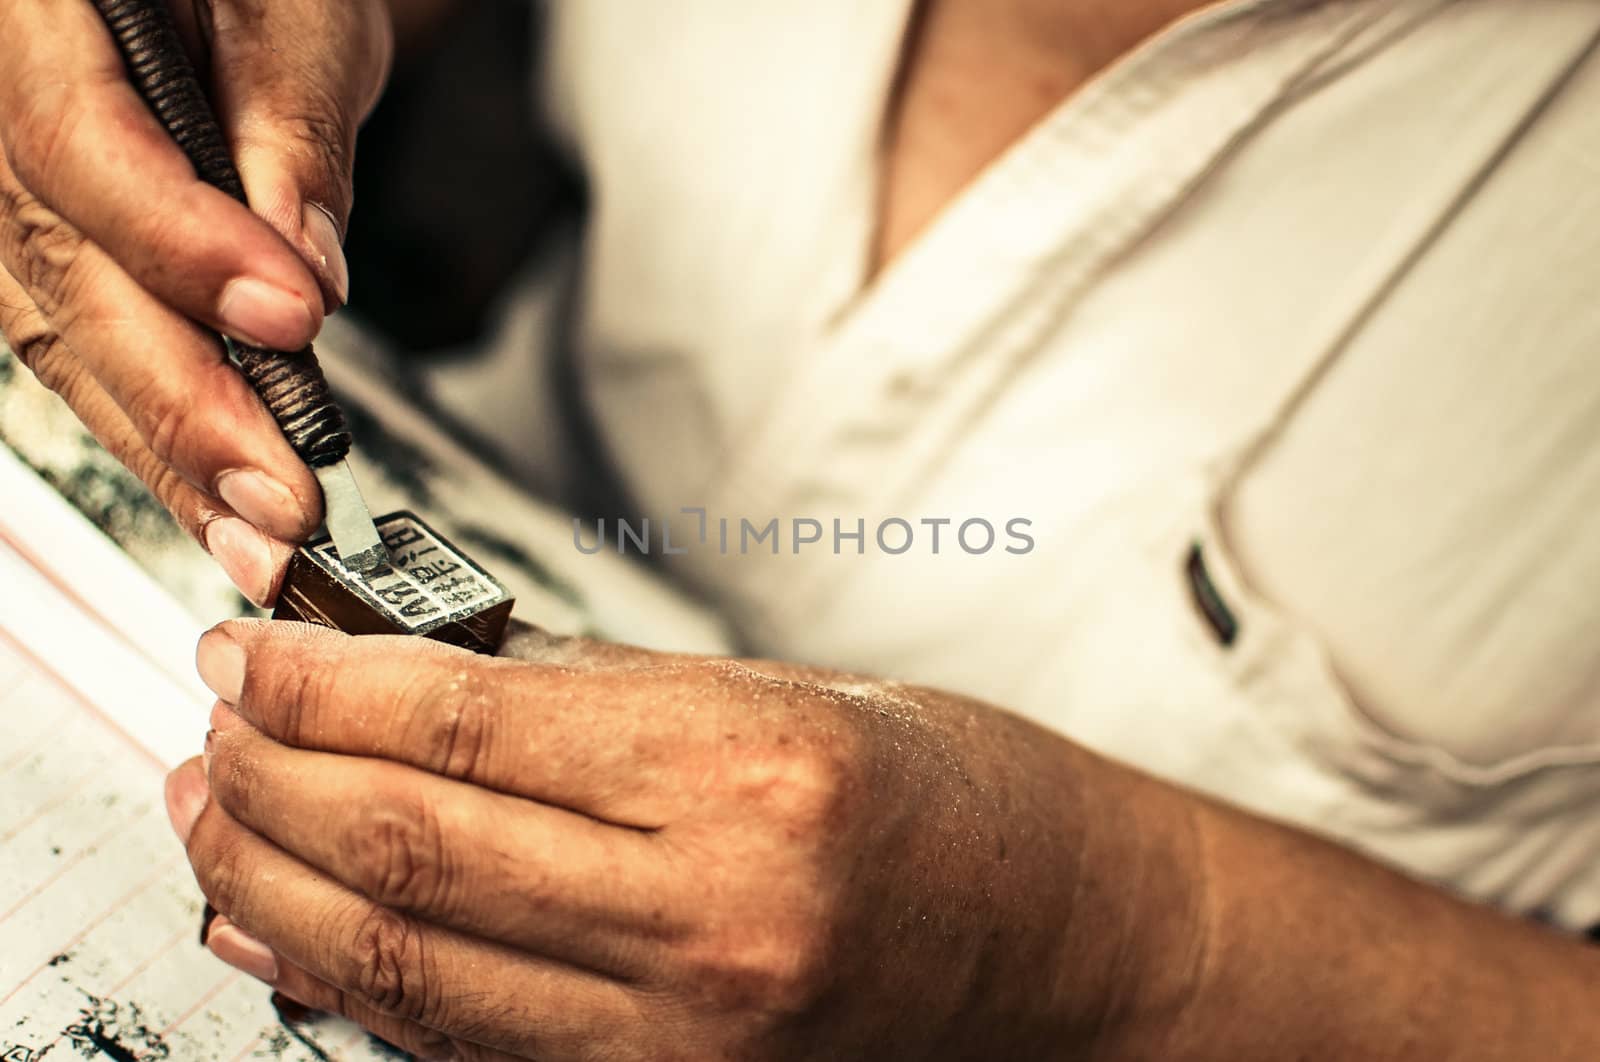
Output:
top-left (273, 510), bottom-right (515, 655)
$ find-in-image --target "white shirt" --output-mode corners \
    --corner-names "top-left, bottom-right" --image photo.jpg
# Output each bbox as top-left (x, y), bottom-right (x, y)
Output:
top-left (457, 0), bottom-right (1600, 926)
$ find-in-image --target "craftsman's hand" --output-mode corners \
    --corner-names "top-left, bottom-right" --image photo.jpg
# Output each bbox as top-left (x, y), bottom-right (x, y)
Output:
top-left (165, 620), bottom-right (1207, 1060)
top-left (0, 0), bottom-right (392, 604)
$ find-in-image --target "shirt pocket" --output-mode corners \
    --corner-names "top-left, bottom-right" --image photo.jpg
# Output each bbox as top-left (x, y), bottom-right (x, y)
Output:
top-left (1184, 498), bottom-right (1600, 818)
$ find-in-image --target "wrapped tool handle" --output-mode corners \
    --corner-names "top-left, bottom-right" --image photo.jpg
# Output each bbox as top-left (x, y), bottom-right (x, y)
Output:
top-left (91, 0), bottom-right (353, 469)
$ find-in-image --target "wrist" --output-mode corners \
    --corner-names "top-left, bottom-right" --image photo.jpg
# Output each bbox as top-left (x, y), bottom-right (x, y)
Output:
top-left (1044, 755), bottom-right (1217, 1061)
top-left (935, 710), bottom-right (1215, 1061)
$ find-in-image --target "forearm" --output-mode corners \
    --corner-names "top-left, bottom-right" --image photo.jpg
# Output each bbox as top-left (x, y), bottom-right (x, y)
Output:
top-left (1099, 764), bottom-right (1600, 1059)
top-left (702, 669), bottom-right (1600, 1059)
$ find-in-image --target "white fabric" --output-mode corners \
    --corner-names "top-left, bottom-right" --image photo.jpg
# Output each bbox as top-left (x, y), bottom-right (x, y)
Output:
top-left (488, 0), bottom-right (1600, 926)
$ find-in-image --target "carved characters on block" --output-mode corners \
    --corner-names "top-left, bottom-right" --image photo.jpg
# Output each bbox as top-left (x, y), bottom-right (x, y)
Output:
top-left (273, 511), bottom-right (515, 655)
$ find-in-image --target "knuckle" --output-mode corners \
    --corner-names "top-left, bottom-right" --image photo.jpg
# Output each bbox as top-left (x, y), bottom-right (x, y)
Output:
top-left (732, 739), bottom-right (859, 835)
top-left (2, 197), bottom-right (91, 321)
top-left (0, 300), bottom-right (60, 376)
top-left (399, 665), bottom-right (495, 779)
top-left (685, 921), bottom-right (833, 1017)
top-left (284, 104), bottom-right (353, 170)
top-left (18, 332), bottom-right (73, 393)
top-left (121, 370), bottom-right (191, 467)
top-left (241, 89), bottom-right (355, 191)
top-left (347, 784), bottom-right (449, 913)
top-left (0, 287), bottom-right (199, 534)
top-left (255, 645), bottom-right (345, 745)
top-left (348, 906), bottom-right (436, 1023)
top-left (144, 461), bottom-right (203, 536)
top-left (192, 818), bottom-right (254, 917)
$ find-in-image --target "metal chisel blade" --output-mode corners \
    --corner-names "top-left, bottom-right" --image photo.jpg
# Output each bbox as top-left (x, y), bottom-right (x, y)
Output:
top-left (313, 459), bottom-right (388, 575)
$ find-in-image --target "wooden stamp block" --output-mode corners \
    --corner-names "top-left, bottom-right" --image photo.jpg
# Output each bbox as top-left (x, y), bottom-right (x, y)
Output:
top-left (273, 510), bottom-right (514, 655)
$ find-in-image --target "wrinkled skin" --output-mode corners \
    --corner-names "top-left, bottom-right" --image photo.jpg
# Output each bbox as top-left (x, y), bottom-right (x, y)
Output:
top-left (0, 0), bottom-right (391, 604)
top-left (168, 619), bottom-right (1206, 1061)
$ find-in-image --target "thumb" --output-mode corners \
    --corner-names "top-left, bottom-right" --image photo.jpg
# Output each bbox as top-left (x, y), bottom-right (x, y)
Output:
top-left (235, 132), bottom-right (354, 316)
top-left (205, 0), bottom-right (394, 312)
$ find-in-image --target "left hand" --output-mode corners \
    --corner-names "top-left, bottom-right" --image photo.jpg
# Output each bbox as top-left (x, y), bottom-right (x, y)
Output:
top-left (167, 620), bottom-right (1206, 1061)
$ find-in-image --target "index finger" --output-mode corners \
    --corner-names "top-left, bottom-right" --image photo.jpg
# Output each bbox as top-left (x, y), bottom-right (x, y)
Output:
top-left (0, 0), bottom-right (324, 350)
top-left (197, 620), bottom-right (695, 826)
top-left (0, 147), bottom-right (322, 543)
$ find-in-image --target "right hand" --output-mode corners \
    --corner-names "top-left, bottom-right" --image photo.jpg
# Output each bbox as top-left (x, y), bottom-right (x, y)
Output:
top-left (0, 0), bottom-right (393, 604)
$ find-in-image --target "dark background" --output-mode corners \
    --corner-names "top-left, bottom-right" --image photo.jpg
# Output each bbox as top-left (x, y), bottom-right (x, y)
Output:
top-left (343, 0), bottom-right (584, 356)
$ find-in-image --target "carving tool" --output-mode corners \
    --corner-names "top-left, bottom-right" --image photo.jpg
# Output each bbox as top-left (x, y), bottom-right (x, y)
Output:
top-left (90, 0), bottom-right (388, 575)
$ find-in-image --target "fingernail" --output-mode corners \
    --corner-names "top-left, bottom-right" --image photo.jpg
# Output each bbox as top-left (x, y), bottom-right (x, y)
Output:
top-left (216, 469), bottom-right (305, 541)
top-left (302, 203), bottom-right (349, 307)
top-left (164, 765), bottom-right (207, 844)
top-left (210, 701), bottom-right (247, 733)
top-left (203, 730), bottom-right (215, 775)
top-left (218, 277), bottom-right (316, 349)
top-left (196, 628), bottom-right (246, 704)
top-left (208, 916), bottom-right (279, 982)
top-left (203, 518), bottom-right (274, 607)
